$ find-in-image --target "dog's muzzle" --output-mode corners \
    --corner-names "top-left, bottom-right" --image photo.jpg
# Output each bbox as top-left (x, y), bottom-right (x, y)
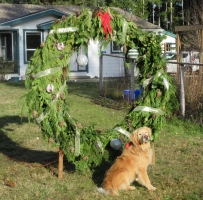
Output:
top-left (142, 135), bottom-right (150, 143)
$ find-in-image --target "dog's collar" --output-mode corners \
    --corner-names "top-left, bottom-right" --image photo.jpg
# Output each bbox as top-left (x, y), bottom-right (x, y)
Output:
top-left (125, 142), bottom-right (133, 149)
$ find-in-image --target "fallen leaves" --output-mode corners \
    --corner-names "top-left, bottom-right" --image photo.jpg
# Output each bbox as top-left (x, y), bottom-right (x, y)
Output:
top-left (4, 180), bottom-right (15, 188)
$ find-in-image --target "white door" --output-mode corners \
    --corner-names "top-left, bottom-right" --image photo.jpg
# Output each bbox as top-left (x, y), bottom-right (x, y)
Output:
top-left (69, 51), bottom-right (78, 71)
top-left (69, 47), bottom-right (88, 72)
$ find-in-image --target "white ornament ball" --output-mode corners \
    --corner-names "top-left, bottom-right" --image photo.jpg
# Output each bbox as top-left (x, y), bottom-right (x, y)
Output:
top-left (46, 84), bottom-right (54, 93)
top-left (77, 54), bottom-right (88, 66)
top-left (110, 139), bottom-right (122, 150)
top-left (57, 42), bottom-right (65, 51)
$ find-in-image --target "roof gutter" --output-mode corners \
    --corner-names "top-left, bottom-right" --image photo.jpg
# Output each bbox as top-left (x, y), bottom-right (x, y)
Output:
top-left (0, 26), bottom-right (11, 30)
top-left (142, 28), bottom-right (164, 32)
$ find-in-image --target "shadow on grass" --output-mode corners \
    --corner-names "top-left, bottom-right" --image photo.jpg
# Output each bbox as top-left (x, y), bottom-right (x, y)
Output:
top-left (91, 148), bottom-right (121, 186)
top-left (0, 114), bottom-right (137, 185)
top-left (68, 82), bottom-right (100, 99)
top-left (0, 115), bottom-right (75, 174)
top-left (4, 80), bottom-right (26, 89)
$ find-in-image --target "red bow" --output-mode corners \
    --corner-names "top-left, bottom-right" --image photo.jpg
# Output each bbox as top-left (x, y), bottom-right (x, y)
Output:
top-left (97, 11), bottom-right (112, 40)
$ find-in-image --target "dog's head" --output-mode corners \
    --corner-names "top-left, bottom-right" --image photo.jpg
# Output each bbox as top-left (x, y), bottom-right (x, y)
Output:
top-left (129, 127), bottom-right (152, 146)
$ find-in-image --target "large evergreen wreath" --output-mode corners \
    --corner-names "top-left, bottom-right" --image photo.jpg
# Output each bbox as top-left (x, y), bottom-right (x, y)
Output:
top-left (22, 7), bottom-right (179, 172)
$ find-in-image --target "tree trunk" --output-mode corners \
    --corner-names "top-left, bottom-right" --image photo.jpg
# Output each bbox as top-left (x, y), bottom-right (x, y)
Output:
top-left (170, 0), bottom-right (173, 31)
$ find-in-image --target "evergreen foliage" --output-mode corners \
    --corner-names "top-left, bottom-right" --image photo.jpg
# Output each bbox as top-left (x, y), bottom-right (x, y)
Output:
top-left (23, 7), bottom-right (179, 172)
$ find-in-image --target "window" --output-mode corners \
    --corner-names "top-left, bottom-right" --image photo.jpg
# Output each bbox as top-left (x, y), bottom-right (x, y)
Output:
top-left (0, 33), bottom-right (12, 61)
top-left (0, 32), bottom-right (18, 74)
top-left (111, 41), bottom-right (123, 53)
top-left (165, 43), bottom-right (176, 52)
top-left (24, 31), bottom-right (42, 63)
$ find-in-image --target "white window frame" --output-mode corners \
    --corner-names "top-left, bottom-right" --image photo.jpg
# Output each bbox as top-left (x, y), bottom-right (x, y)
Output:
top-left (24, 30), bottom-right (42, 63)
top-left (111, 41), bottom-right (123, 53)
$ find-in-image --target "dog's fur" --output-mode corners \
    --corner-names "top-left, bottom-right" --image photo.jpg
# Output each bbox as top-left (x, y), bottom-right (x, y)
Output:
top-left (97, 126), bottom-right (156, 196)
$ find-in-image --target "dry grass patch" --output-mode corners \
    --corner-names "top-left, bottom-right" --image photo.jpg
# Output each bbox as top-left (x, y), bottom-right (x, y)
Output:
top-left (0, 81), bottom-right (203, 199)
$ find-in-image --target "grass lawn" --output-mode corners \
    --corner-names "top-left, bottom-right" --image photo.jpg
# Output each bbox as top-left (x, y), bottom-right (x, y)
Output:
top-left (0, 81), bottom-right (203, 200)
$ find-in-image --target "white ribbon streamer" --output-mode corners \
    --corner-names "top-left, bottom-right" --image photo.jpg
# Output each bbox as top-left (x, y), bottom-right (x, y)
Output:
top-left (34, 67), bottom-right (61, 79)
top-left (74, 131), bottom-right (80, 156)
top-left (114, 127), bottom-right (130, 138)
top-left (143, 70), bottom-right (169, 91)
top-left (67, 112), bottom-right (80, 156)
top-left (36, 81), bottom-right (67, 124)
top-left (49, 27), bottom-right (79, 34)
top-left (143, 77), bottom-right (153, 88)
top-left (163, 77), bottom-right (169, 90)
top-left (133, 106), bottom-right (165, 115)
top-left (51, 81), bottom-right (67, 106)
top-left (96, 139), bottom-right (104, 153)
top-left (88, 11), bottom-right (92, 28)
top-left (120, 20), bottom-right (128, 45)
top-left (36, 112), bottom-right (47, 124)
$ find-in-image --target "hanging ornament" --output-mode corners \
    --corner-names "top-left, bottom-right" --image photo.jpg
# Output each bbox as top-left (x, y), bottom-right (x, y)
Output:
top-left (40, 42), bottom-right (45, 48)
top-left (127, 49), bottom-right (139, 59)
top-left (46, 84), bottom-right (54, 93)
top-left (33, 110), bottom-right (38, 118)
top-left (57, 42), bottom-right (65, 51)
top-left (77, 54), bottom-right (88, 66)
top-left (110, 139), bottom-right (122, 150)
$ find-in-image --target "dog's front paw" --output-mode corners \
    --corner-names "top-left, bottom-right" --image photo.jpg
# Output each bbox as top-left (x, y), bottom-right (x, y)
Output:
top-left (127, 186), bottom-right (136, 190)
top-left (149, 186), bottom-right (156, 191)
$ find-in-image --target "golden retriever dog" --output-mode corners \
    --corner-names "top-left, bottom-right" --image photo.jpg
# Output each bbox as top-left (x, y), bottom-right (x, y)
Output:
top-left (97, 126), bottom-right (156, 196)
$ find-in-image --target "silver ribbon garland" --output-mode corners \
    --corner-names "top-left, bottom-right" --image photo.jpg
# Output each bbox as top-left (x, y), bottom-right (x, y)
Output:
top-left (66, 112), bottom-right (80, 156)
top-left (120, 20), bottom-right (128, 45)
top-left (143, 71), bottom-right (169, 90)
top-left (51, 81), bottom-right (67, 106)
top-left (88, 11), bottom-right (92, 28)
top-left (133, 106), bottom-right (165, 115)
top-left (114, 127), bottom-right (130, 138)
top-left (49, 27), bottom-right (79, 34)
top-left (36, 112), bottom-right (47, 124)
top-left (34, 67), bottom-right (61, 79)
top-left (96, 139), bottom-right (104, 153)
top-left (35, 81), bottom-right (82, 155)
top-left (30, 38), bottom-right (80, 154)
top-left (36, 81), bottom-right (67, 123)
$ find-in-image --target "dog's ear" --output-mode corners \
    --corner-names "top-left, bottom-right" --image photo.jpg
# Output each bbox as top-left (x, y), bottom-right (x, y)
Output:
top-left (129, 129), bottom-right (138, 145)
top-left (145, 127), bottom-right (152, 137)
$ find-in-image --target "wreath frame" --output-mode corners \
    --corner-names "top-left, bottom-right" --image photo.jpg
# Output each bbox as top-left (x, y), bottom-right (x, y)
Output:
top-left (22, 7), bottom-right (179, 174)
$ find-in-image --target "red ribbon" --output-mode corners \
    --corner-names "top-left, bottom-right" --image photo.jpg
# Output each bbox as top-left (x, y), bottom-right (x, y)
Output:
top-left (125, 142), bottom-right (133, 149)
top-left (97, 11), bottom-right (112, 40)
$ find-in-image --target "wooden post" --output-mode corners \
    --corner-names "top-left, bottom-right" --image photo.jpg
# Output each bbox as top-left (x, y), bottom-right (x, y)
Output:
top-left (163, 43), bottom-right (166, 53)
top-left (199, 29), bottom-right (203, 76)
top-left (180, 64), bottom-right (185, 119)
top-left (130, 59), bottom-right (135, 102)
top-left (176, 33), bottom-right (181, 73)
top-left (99, 54), bottom-right (103, 96)
top-left (58, 149), bottom-right (64, 179)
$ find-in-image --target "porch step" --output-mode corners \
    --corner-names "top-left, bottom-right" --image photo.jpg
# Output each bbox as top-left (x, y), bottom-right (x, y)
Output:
top-left (68, 76), bottom-right (91, 80)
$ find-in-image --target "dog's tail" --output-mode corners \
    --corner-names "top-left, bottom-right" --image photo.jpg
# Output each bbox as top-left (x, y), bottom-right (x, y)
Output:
top-left (96, 187), bottom-right (109, 195)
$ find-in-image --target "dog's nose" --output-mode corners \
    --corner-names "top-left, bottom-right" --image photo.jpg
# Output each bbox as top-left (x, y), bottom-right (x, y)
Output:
top-left (143, 135), bottom-right (149, 142)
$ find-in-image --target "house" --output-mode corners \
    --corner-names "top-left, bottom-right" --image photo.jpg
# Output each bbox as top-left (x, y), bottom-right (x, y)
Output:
top-left (160, 30), bottom-right (177, 55)
top-left (0, 4), bottom-right (165, 80)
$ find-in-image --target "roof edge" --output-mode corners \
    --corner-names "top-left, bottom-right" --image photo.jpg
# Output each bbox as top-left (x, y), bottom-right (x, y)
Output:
top-left (0, 9), bottom-right (67, 26)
